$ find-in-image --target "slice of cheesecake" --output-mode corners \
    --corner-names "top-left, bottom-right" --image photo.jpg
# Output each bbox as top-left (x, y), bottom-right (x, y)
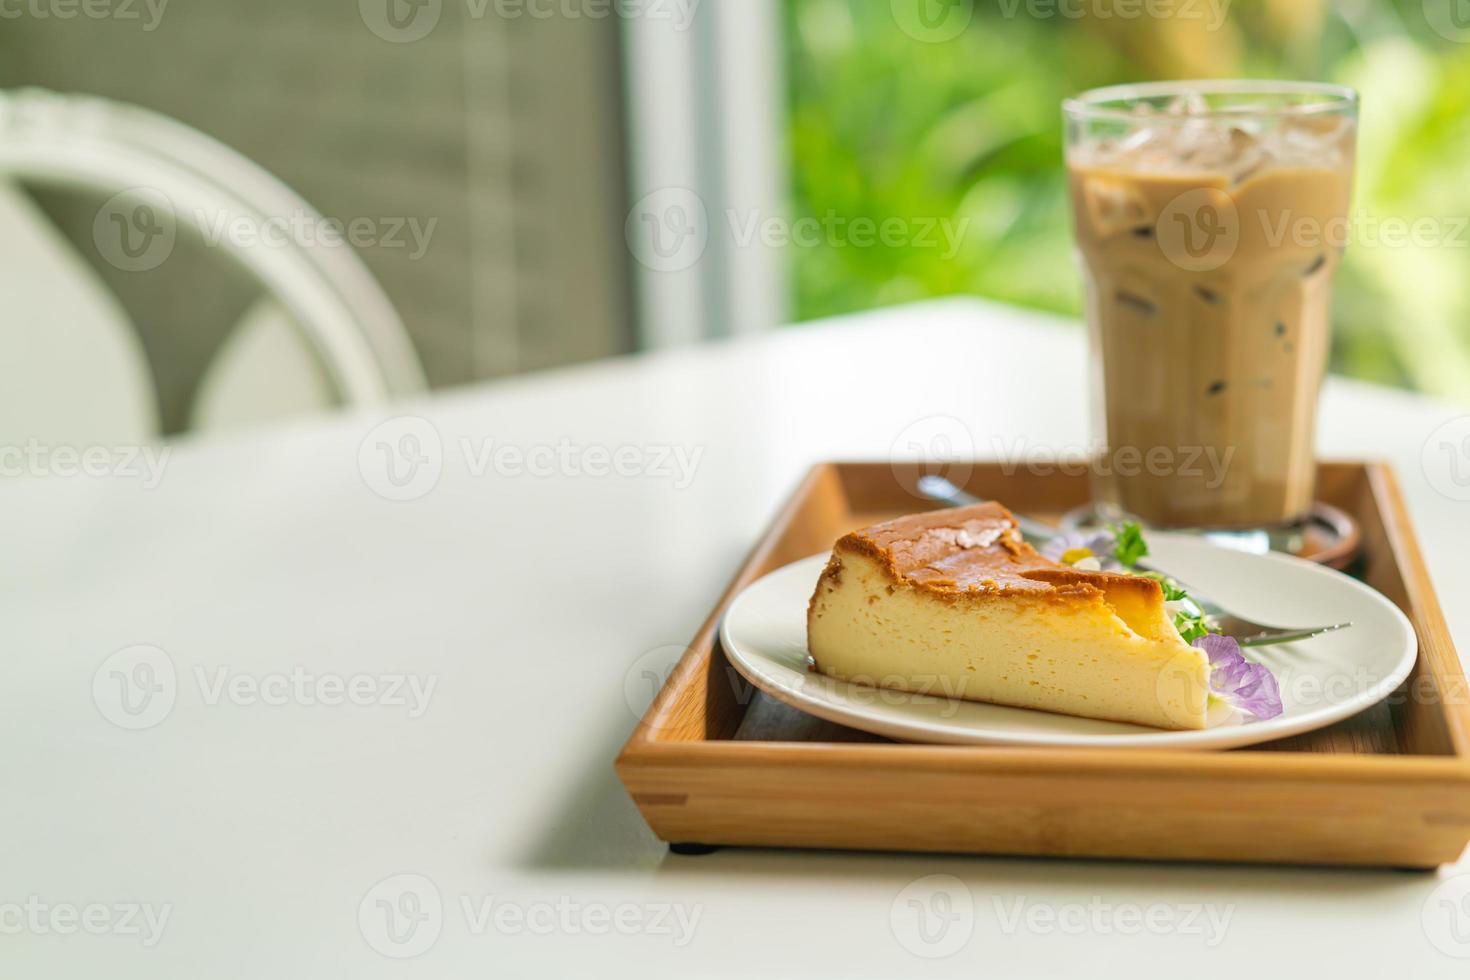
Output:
top-left (806, 503), bottom-right (1210, 730)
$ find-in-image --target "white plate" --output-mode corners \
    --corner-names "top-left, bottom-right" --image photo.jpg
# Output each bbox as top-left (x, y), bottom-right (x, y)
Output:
top-left (719, 533), bottom-right (1417, 750)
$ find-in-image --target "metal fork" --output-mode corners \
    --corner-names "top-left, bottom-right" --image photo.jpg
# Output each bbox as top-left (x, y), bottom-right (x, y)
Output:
top-left (914, 475), bottom-right (1352, 647)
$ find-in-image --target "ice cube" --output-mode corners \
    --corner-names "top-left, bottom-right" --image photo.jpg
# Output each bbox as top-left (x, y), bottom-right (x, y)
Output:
top-left (1222, 127), bottom-right (1268, 185)
top-left (1173, 118), bottom-right (1232, 166)
top-left (1117, 125), bottom-right (1164, 154)
top-left (1083, 176), bottom-right (1152, 237)
top-left (1269, 115), bottom-right (1352, 167)
top-left (1225, 147), bottom-right (1268, 186)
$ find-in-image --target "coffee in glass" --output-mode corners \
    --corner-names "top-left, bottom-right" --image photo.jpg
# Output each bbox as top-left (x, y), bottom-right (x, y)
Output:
top-left (1064, 81), bottom-right (1357, 529)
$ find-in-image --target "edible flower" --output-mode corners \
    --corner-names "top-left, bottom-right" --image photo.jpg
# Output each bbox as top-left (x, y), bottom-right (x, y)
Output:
top-left (1194, 634), bottom-right (1284, 720)
top-left (1041, 528), bottom-right (1121, 572)
top-left (1041, 521), bottom-right (1150, 573)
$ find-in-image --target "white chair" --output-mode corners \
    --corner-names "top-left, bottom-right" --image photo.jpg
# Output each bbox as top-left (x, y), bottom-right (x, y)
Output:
top-left (0, 88), bottom-right (426, 447)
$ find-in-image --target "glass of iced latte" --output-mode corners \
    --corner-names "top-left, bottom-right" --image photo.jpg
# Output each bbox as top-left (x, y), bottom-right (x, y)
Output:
top-left (1064, 81), bottom-right (1357, 529)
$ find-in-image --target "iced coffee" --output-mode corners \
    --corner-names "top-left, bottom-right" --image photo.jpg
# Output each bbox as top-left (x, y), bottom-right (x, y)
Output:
top-left (1064, 82), bottom-right (1357, 528)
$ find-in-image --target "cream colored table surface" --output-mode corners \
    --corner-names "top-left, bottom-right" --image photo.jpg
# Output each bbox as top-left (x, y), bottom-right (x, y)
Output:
top-left (4, 298), bottom-right (1470, 978)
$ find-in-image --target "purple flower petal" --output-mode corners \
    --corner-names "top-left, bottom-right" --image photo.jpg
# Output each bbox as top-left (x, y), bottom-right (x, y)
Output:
top-left (1194, 634), bottom-right (1283, 720)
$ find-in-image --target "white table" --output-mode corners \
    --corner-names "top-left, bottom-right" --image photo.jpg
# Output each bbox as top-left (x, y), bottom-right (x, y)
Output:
top-left (6, 298), bottom-right (1470, 978)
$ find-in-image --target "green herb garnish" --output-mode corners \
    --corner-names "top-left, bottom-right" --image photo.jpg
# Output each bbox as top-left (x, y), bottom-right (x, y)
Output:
top-left (1139, 570), bottom-right (1188, 602)
top-left (1173, 607), bottom-right (1213, 643)
top-left (1111, 521), bottom-right (1150, 568)
top-left (1121, 531), bottom-right (1213, 641)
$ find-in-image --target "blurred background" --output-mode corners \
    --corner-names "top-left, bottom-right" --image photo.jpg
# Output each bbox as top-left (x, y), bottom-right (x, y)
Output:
top-left (784, 0), bottom-right (1470, 398)
top-left (1, 0), bottom-right (1466, 445)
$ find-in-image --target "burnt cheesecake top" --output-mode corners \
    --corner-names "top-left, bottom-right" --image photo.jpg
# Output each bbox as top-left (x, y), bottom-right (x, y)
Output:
top-left (832, 502), bottom-right (1161, 602)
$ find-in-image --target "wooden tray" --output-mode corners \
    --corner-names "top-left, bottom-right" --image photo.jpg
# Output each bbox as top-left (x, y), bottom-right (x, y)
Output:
top-left (615, 461), bottom-right (1470, 868)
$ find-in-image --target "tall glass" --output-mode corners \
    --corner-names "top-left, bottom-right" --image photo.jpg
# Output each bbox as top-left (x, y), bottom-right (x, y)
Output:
top-left (1063, 81), bottom-right (1357, 529)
